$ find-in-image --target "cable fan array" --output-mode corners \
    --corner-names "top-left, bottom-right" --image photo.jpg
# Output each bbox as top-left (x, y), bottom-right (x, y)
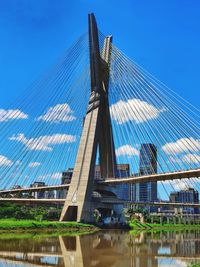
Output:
top-left (0, 29), bottom-right (199, 202)
top-left (105, 35), bottom-right (200, 199)
top-left (0, 33), bottom-right (102, 190)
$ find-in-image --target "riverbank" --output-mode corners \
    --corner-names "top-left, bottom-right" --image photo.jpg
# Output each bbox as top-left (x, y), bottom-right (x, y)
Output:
top-left (130, 220), bottom-right (200, 231)
top-left (190, 264), bottom-right (200, 267)
top-left (0, 219), bottom-right (98, 234)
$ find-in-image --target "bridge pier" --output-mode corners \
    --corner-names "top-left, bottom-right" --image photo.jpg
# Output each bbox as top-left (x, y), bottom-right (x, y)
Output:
top-left (60, 14), bottom-right (116, 222)
top-left (167, 217), bottom-right (170, 224)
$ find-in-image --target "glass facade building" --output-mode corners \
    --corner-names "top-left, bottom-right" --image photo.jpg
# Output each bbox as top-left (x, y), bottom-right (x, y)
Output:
top-left (170, 187), bottom-right (199, 214)
top-left (132, 143), bottom-right (157, 204)
top-left (95, 164), bottom-right (130, 200)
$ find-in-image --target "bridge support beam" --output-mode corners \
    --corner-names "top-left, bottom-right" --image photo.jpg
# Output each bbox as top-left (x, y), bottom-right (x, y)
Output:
top-left (60, 14), bottom-right (116, 222)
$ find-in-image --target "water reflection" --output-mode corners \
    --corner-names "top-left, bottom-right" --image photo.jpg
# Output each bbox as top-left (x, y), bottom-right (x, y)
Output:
top-left (0, 230), bottom-right (199, 267)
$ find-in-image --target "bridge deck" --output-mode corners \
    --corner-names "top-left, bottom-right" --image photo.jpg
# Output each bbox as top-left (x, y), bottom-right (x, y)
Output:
top-left (100, 168), bottom-right (200, 184)
top-left (0, 198), bottom-right (200, 207)
top-left (0, 169), bottom-right (200, 195)
top-left (0, 198), bottom-right (65, 204)
top-left (0, 184), bottom-right (70, 194)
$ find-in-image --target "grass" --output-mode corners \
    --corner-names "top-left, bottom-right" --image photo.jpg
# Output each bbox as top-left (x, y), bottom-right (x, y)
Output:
top-left (129, 220), bottom-right (200, 232)
top-left (189, 263), bottom-right (200, 267)
top-left (0, 219), bottom-right (98, 233)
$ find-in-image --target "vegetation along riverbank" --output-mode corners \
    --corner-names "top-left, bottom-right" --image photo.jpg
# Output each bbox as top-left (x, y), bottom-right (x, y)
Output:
top-left (130, 219), bottom-right (200, 231)
top-left (0, 219), bottom-right (98, 233)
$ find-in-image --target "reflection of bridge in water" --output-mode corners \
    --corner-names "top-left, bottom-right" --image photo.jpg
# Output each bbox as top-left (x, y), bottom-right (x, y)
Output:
top-left (0, 231), bottom-right (200, 267)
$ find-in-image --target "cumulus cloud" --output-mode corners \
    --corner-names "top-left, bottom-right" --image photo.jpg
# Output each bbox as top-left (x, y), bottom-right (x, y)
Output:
top-left (110, 99), bottom-right (164, 124)
top-left (38, 172), bottom-right (62, 180)
top-left (162, 138), bottom-right (200, 154)
top-left (116, 145), bottom-right (139, 157)
top-left (168, 156), bottom-right (181, 164)
top-left (51, 172), bottom-right (62, 179)
top-left (28, 162), bottom-right (41, 168)
top-left (9, 133), bottom-right (76, 152)
top-left (0, 108), bottom-right (28, 122)
top-left (160, 179), bottom-right (189, 191)
top-left (169, 153), bottom-right (200, 165)
top-left (182, 153), bottom-right (200, 164)
top-left (0, 155), bottom-right (13, 167)
top-left (37, 104), bottom-right (76, 123)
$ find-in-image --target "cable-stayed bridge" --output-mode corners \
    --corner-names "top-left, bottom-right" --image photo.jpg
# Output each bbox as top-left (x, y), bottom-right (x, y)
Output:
top-left (0, 13), bottom-right (200, 222)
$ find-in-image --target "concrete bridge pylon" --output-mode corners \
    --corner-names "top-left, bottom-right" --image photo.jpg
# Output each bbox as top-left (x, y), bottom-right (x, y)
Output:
top-left (60, 13), bottom-right (116, 222)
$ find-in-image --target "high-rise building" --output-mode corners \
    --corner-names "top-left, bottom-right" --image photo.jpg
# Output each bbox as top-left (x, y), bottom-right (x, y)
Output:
top-left (133, 144), bottom-right (157, 204)
top-left (61, 168), bottom-right (73, 184)
top-left (114, 164), bottom-right (130, 201)
top-left (170, 187), bottom-right (199, 214)
top-left (57, 168), bottom-right (73, 199)
top-left (94, 165), bottom-right (102, 180)
top-left (115, 164), bottom-right (130, 178)
top-left (45, 190), bottom-right (56, 199)
top-left (30, 181), bottom-right (45, 199)
top-left (95, 164), bottom-right (130, 180)
top-left (139, 143), bottom-right (157, 175)
top-left (95, 164), bottom-right (130, 200)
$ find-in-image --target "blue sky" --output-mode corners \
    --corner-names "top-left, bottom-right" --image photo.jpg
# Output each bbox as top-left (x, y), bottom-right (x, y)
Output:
top-left (0, 1), bottom-right (199, 197)
top-left (0, 0), bottom-right (199, 106)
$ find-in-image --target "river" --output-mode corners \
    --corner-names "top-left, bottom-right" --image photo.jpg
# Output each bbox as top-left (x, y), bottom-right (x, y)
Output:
top-left (0, 230), bottom-right (199, 267)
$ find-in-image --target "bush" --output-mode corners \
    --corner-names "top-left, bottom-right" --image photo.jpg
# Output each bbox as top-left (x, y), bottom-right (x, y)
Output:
top-left (0, 203), bottom-right (61, 221)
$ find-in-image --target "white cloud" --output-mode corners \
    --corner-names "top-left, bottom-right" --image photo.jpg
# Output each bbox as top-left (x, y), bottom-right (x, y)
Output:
top-left (160, 179), bottom-right (189, 191)
top-left (37, 104), bottom-right (76, 123)
top-left (0, 108), bottom-right (28, 122)
top-left (169, 153), bottom-right (200, 165)
top-left (15, 160), bottom-right (22, 166)
top-left (116, 145), bottom-right (139, 157)
top-left (9, 133), bottom-right (76, 152)
top-left (162, 138), bottom-right (200, 154)
top-left (28, 162), bottom-right (41, 168)
top-left (0, 155), bottom-right (13, 167)
top-left (182, 153), bottom-right (200, 164)
top-left (168, 156), bottom-right (181, 164)
top-left (173, 180), bottom-right (189, 191)
top-left (51, 172), bottom-right (62, 179)
top-left (110, 99), bottom-right (163, 124)
top-left (38, 172), bottom-right (62, 180)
